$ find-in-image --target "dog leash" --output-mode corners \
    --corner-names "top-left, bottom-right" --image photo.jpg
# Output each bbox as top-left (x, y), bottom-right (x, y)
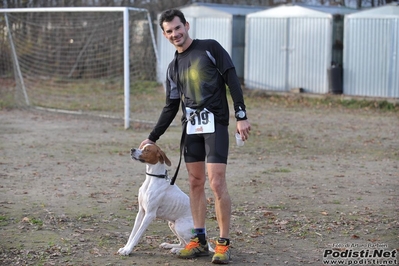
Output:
top-left (169, 51), bottom-right (220, 185)
top-left (170, 122), bottom-right (186, 185)
top-left (169, 94), bottom-right (220, 186)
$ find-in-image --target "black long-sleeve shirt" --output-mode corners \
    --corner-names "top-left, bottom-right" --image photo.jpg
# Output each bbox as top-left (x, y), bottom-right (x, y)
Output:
top-left (149, 39), bottom-right (246, 142)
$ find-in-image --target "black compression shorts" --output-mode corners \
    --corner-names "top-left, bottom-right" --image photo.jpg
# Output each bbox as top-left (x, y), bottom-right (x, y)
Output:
top-left (184, 122), bottom-right (229, 164)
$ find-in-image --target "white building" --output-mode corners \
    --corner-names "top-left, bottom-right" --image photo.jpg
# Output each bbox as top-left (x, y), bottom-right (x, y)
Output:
top-left (244, 4), bottom-right (355, 94)
top-left (343, 3), bottom-right (399, 98)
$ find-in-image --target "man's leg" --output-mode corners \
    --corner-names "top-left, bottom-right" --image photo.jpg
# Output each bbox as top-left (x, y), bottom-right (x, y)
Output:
top-left (207, 163), bottom-right (230, 238)
top-left (186, 161), bottom-right (207, 229)
top-left (177, 161), bottom-right (210, 259)
top-left (208, 163), bottom-right (232, 264)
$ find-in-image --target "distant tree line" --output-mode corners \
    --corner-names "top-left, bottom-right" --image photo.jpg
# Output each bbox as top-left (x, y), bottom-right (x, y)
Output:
top-left (0, 0), bottom-right (392, 13)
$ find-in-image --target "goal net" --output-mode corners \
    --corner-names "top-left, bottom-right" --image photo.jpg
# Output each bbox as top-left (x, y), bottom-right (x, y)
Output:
top-left (1, 7), bottom-right (159, 128)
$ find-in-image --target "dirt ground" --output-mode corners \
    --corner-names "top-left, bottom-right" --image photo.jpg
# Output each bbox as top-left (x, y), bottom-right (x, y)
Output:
top-left (0, 95), bottom-right (398, 265)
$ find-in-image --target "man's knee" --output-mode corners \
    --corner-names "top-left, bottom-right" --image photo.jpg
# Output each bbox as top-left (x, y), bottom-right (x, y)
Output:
top-left (209, 176), bottom-right (227, 195)
top-left (189, 174), bottom-right (206, 189)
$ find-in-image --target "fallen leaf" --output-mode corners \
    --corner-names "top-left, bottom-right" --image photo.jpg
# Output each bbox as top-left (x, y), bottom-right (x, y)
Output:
top-left (263, 211), bottom-right (274, 217)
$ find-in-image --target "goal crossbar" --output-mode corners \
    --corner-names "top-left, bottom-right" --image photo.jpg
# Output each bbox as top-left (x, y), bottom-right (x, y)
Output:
top-left (0, 7), bottom-right (150, 13)
top-left (1, 7), bottom-right (159, 129)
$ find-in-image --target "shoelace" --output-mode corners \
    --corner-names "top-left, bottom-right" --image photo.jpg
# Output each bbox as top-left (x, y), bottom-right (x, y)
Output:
top-left (185, 240), bottom-right (200, 249)
top-left (215, 244), bottom-right (229, 254)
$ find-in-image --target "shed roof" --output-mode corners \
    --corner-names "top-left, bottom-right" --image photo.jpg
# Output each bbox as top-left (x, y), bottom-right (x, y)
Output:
top-left (297, 4), bottom-right (359, 15)
top-left (346, 3), bottom-right (399, 18)
top-left (248, 4), bottom-right (356, 18)
top-left (179, 3), bottom-right (265, 18)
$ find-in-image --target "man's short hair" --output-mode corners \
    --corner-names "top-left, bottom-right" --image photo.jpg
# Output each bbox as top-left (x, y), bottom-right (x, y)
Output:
top-left (159, 9), bottom-right (187, 31)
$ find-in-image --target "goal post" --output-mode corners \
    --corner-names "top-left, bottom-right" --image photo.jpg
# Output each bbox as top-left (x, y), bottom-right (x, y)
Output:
top-left (0, 7), bottom-right (159, 129)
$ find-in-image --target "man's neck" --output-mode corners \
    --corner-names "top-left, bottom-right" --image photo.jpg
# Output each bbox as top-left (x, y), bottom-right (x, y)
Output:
top-left (176, 38), bottom-right (193, 53)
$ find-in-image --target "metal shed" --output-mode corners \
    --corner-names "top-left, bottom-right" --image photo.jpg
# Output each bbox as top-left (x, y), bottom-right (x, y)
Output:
top-left (156, 3), bottom-right (265, 83)
top-left (343, 4), bottom-right (399, 98)
top-left (244, 4), bottom-right (355, 94)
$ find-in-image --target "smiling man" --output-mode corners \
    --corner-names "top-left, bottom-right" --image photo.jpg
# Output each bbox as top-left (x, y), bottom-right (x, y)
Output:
top-left (139, 9), bottom-right (251, 264)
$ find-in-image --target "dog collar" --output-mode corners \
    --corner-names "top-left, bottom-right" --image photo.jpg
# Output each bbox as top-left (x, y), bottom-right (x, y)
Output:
top-left (146, 170), bottom-right (169, 179)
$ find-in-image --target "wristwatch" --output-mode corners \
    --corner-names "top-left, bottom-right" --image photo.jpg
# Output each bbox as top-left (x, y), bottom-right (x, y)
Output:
top-left (235, 110), bottom-right (247, 120)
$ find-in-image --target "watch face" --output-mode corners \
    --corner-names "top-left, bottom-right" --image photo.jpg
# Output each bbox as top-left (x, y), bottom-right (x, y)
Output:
top-left (236, 110), bottom-right (245, 118)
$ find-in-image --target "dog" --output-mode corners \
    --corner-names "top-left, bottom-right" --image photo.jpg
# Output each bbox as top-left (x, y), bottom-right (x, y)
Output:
top-left (117, 143), bottom-right (196, 255)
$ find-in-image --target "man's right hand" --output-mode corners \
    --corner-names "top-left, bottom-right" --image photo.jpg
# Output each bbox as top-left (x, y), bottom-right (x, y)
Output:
top-left (139, 139), bottom-right (155, 149)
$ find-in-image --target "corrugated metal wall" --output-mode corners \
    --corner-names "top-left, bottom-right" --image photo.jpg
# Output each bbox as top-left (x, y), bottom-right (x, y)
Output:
top-left (194, 17), bottom-right (232, 53)
top-left (156, 23), bottom-right (174, 83)
top-left (393, 20), bottom-right (399, 96)
top-left (245, 15), bottom-right (332, 94)
top-left (245, 18), bottom-right (287, 91)
top-left (288, 17), bottom-right (332, 94)
top-left (343, 17), bottom-right (399, 98)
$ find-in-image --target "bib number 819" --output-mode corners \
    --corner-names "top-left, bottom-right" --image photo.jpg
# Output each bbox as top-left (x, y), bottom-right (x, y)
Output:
top-left (189, 111), bottom-right (209, 126)
top-left (186, 108), bottom-right (215, 134)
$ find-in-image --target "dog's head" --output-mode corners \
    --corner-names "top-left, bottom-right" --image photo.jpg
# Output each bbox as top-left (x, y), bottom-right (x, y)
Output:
top-left (130, 143), bottom-right (171, 166)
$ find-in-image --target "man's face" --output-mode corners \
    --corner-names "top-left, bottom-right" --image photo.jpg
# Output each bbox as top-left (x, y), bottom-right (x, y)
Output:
top-left (162, 16), bottom-right (189, 48)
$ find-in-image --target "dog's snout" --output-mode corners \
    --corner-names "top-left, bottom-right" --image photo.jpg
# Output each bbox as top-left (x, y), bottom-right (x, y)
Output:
top-left (131, 148), bottom-right (141, 161)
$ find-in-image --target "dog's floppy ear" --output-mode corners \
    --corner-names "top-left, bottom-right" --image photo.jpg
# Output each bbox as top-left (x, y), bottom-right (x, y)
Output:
top-left (158, 149), bottom-right (171, 166)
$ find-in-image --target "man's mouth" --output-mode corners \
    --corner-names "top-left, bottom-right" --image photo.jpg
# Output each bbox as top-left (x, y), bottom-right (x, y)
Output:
top-left (173, 36), bottom-right (182, 42)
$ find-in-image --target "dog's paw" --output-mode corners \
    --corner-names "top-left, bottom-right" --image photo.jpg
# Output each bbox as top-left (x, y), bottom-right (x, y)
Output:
top-left (160, 243), bottom-right (184, 254)
top-left (117, 247), bottom-right (131, 256)
top-left (159, 242), bottom-right (183, 250)
top-left (170, 247), bottom-right (184, 254)
top-left (159, 242), bottom-right (172, 249)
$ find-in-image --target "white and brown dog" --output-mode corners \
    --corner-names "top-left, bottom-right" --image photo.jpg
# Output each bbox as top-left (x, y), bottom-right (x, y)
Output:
top-left (118, 143), bottom-right (194, 256)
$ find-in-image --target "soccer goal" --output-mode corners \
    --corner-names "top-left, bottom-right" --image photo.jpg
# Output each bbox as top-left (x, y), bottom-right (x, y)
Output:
top-left (0, 7), bottom-right (159, 129)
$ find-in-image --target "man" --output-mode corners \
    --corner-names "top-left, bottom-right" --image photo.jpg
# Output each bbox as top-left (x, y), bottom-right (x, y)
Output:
top-left (139, 9), bottom-right (251, 264)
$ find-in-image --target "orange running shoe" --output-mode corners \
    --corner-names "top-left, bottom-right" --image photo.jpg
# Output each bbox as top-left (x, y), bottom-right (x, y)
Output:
top-left (212, 239), bottom-right (231, 264)
top-left (178, 236), bottom-right (209, 259)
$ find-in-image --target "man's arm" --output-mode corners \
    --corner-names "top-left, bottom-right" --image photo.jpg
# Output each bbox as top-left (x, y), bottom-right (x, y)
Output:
top-left (222, 67), bottom-right (247, 116)
top-left (222, 67), bottom-right (251, 140)
top-left (147, 98), bottom-right (180, 142)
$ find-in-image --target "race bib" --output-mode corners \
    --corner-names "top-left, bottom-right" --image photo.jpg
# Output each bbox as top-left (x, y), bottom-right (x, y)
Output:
top-left (185, 107), bottom-right (215, 135)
